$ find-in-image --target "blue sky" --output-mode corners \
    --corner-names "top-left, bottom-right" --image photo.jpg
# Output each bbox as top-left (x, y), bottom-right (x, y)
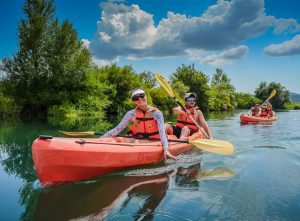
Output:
top-left (1, 0), bottom-right (300, 93)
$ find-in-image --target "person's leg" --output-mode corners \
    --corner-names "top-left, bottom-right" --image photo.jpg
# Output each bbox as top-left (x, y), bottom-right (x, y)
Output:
top-left (165, 123), bottom-right (173, 135)
top-left (180, 126), bottom-right (191, 139)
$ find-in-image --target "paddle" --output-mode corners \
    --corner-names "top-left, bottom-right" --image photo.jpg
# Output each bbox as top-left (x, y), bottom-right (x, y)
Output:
top-left (154, 73), bottom-right (210, 139)
top-left (248, 89), bottom-right (276, 115)
top-left (259, 89), bottom-right (276, 108)
top-left (60, 131), bottom-right (234, 155)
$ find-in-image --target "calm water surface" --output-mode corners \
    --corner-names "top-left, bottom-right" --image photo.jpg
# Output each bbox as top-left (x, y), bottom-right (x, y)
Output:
top-left (0, 110), bottom-right (300, 221)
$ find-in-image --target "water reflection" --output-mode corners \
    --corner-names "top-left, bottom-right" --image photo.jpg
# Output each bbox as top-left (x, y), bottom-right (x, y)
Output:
top-left (33, 163), bottom-right (234, 221)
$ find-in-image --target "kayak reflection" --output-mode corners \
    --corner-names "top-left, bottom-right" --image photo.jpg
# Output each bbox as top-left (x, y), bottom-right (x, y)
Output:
top-left (34, 174), bottom-right (169, 221)
top-left (34, 163), bottom-right (234, 221)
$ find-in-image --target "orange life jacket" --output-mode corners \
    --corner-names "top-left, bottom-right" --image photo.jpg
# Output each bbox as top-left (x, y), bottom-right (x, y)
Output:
top-left (129, 107), bottom-right (160, 139)
top-left (252, 107), bottom-right (259, 116)
top-left (261, 107), bottom-right (268, 117)
top-left (175, 106), bottom-right (199, 131)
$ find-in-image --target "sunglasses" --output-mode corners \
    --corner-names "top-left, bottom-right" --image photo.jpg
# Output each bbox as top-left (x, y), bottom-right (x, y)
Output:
top-left (186, 98), bottom-right (196, 102)
top-left (132, 93), bottom-right (146, 101)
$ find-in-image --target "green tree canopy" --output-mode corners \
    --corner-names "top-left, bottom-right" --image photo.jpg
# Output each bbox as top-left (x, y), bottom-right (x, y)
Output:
top-left (171, 64), bottom-right (210, 111)
top-left (0, 0), bottom-right (91, 118)
top-left (209, 68), bottom-right (236, 111)
top-left (254, 81), bottom-right (290, 109)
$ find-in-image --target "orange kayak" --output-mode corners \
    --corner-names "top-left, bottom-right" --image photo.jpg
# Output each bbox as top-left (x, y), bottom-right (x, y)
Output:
top-left (240, 114), bottom-right (277, 123)
top-left (32, 133), bottom-right (201, 186)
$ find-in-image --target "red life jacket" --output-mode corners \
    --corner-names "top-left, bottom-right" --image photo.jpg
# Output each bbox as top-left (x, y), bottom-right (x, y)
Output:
top-left (261, 107), bottom-right (268, 117)
top-left (129, 107), bottom-right (160, 139)
top-left (252, 107), bottom-right (259, 116)
top-left (268, 107), bottom-right (273, 117)
top-left (175, 106), bottom-right (199, 131)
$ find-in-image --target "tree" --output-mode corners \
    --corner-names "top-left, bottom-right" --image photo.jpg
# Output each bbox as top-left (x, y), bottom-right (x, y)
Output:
top-left (138, 71), bottom-right (157, 89)
top-left (209, 68), bottom-right (236, 111)
top-left (171, 64), bottom-right (210, 111)
top-left (95, 64), bottom-right (141, 116)
top-left (254, 81), bottom-right (290, 109)
top-left (235, 92), bottom-right (260, 109)
top-left (0, 0), bottom-right (91, 118)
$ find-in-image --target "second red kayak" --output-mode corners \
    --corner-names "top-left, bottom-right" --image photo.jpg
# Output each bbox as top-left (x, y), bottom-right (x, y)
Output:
top-left (240, 114), bottom-right (278, 123)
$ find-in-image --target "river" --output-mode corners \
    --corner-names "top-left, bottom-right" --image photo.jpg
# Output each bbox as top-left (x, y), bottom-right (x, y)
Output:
top-left (0, 110), bottom-right (299, 220)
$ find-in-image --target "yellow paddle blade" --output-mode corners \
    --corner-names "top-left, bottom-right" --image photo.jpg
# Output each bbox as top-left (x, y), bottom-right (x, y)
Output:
top-left (60, 131), bottom-right (96, 136)
top-left (154, 73), bottom-right (175, 97)
top-left (268, 89), bottom-right (276, 100)
top-left (190, 139), bottom-right (234, 155)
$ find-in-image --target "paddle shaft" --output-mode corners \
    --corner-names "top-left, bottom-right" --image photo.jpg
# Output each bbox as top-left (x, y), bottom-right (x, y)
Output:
top-left (93, 132), bottom-right (190, 143)
top-left (173, 97), bottom-right (210, 139)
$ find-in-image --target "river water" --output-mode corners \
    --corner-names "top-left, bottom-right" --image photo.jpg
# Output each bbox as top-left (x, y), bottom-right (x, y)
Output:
top-left (0, 110), bottom-right (299, 220)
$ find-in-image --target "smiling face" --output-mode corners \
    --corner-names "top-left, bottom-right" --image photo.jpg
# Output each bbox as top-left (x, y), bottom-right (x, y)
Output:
top-left (132, 93), bottom-right (147, 108)
top-left (185, 97), bottom-right (196, 108)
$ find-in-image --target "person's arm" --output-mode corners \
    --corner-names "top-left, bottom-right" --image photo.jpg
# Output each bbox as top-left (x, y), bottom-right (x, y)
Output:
top-left (100, 109), bottom-right (135, 138)
top-left (197, 110), bottom-right (213, 139)
top-left (153, 110), bottom-right (179, 161)
top-left (248, 107), bottom-right (253, 115)
top-left (173, 106), bottom-right (192, 116)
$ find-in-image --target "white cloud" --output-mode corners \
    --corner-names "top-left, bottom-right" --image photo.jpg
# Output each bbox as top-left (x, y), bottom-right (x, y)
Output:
top-left (264, 34), bottom-right (300, 56)
top-left (88, 0), bottom-right (300, 63)
top-left (81, 39), bottom-right (90, 48)
top-left (274, 18), bottom-right (300, 34)
top-left (193, 45), bottom-right (249, 65)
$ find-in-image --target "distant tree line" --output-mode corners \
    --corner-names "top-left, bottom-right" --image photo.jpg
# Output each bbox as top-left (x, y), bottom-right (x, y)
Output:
top-left (0, 0), bottom-right (291, 130)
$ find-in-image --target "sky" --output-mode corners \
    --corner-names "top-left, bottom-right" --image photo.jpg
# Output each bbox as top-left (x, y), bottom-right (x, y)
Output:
top-left (0, 0), bottom-right (300, 93)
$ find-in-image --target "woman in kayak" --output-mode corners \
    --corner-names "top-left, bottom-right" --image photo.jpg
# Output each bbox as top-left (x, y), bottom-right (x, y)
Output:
top-left (164, 92), bottom-right (212, 139)
top-left (101, 88), bottom-right (179, 161)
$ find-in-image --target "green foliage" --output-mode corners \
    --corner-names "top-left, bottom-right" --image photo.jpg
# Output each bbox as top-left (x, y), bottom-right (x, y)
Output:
top-left (171, 64), bottom-right (210, 111)
top-left (0, 0), bottom-right (91, 118)
top-left (208, 68), bottom-right (237, 111)
top-left (255, 81), bottom-right (290, 109)
top-left (284, 102), bottom-right (300, 110)
top-left (95, 64), bottom-right (141, 115)
top-left (0, 83), bottom-right (20, 118)
top-left (171, 80), bottom-right (189, 99)
top-left (235, 92), bottom-right (260, 109)
top-left (138, 71), bottom-right (157, 89)
top-left (149, 87), bottom-right (175, 115)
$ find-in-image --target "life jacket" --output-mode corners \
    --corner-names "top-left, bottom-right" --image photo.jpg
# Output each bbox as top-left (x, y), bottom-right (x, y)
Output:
top-left (261, 107), bottom-right (268, 117)
top-left (129, 106), bottom-right (160, 139)
top-left (175, 106), bottom-right (199, 131)
top-left (268, 107), bottom-right (273, 117)
top-left (252, 107), bottom-right (259, 116)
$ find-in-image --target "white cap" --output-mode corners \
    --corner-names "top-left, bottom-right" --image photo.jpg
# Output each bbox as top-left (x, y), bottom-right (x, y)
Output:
top-left (184, 92), bottom-right (197, 99)
top-left (130, 88), bottom-right (146, 99)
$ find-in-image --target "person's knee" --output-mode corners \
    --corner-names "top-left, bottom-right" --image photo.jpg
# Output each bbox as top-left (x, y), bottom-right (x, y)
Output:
top-left (165, 124), bottom-right (173, 135)
top-left (180, 126), bottom-right (190, 138)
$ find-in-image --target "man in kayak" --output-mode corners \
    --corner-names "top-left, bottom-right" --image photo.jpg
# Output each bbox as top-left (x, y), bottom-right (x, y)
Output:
top-left (165, 93), bottom-right (212, 139)
top-left (100, 88), bottom-right (179, 161)
top-left (249, 102), bottom-right (260, 116)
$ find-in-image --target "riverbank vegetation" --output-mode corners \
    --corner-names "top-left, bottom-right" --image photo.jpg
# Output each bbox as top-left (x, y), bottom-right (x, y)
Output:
top-left (0, 0), bottom-right (293, 130)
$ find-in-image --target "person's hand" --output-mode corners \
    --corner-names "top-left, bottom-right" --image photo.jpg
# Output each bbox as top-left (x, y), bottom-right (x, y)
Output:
top-left (184, 109), bottom-right (191, 116)
top-left (164, 149), bottom-right (179, 161)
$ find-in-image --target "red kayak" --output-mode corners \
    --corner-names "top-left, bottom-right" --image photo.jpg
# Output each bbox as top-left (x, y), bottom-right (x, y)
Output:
top-left (240, 114), bottom-right (278, 123)
top-left (32, 133), bottom-right (201, 186)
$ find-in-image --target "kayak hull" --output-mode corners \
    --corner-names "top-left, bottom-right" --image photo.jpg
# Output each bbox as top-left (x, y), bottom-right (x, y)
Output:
top-left (32, 134), bottom-right (201, 186)
top-left (240, 114), bottom-right (278, 123)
